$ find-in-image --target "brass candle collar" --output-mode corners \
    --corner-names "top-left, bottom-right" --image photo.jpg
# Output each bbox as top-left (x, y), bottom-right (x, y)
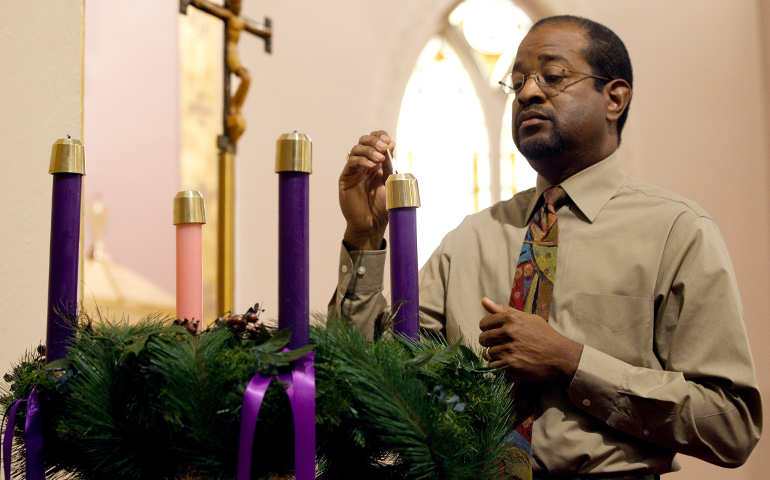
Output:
top-left (275, 131), bottom-right (312, 173)
top-left (173, 190), bottom-right (207, 225)
top-left (386, 173), bottom-right (421, 209)
top-left (49, 136), bottom-right (85, 175)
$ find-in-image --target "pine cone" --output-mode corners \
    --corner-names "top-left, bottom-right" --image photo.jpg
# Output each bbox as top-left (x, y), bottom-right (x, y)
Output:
top-left (173, 318), bottom-right (200, 335)
top-left (219, 302), bottom-right (268, 338)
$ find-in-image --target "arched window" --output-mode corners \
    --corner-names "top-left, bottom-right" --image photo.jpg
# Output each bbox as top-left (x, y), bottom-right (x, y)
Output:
top-left (395, 0), bottom-right (535, 266)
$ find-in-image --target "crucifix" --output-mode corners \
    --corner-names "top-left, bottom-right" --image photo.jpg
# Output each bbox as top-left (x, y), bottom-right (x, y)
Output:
top-left (180, 0), bottom-right (272, 316)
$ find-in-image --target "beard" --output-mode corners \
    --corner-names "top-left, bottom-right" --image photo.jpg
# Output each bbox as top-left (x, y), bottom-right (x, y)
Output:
top-left (513, 122), bottom-right (566, 161)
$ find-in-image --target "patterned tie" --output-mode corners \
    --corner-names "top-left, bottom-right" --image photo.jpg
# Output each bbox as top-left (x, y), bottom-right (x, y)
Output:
top-left (499, 186), bottom-right (568, 480)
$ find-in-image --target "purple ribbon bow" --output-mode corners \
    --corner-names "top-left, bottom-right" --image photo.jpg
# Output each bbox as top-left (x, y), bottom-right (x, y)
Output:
top-left (2, 387), bottom-right (45, 480)
top-left (237, 352), bottom-right (316, 480)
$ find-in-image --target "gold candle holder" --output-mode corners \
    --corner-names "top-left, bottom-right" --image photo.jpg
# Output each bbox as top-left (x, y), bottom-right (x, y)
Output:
top-left (49, 136), bottom-right (85, 175)
top-left (275, 132), bottom-right (312, 173)
top-left (173, 190), bottom-right (207, 225)
top-left (385, 173), bottom-right (421, 210)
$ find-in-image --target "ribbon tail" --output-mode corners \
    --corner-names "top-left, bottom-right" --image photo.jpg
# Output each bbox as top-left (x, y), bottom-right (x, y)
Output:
top-left (287, 353), bottom-right (316, 480)
top-left (236, 375), bottom-right (274, 480)
top-left (24, 388), bottom-right (44, 480)
top-left (3, 399), bottom-right (23, 480)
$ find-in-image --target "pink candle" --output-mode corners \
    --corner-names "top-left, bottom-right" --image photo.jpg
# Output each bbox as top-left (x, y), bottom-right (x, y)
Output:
top-left (173, 190), bottom-right (206, 330)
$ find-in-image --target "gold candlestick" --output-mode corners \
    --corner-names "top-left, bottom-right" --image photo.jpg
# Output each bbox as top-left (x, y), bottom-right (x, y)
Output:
top-left (217, 150), bottom-right (235, 316)
top-left (473, 152), bottom-right (479, 212)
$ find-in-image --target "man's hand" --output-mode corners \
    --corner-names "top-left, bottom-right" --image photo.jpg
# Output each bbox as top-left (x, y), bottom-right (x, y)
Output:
top-left (339, 130), bottom-right (395, 250)
top-left (478, 297), bottom-right (583, 383)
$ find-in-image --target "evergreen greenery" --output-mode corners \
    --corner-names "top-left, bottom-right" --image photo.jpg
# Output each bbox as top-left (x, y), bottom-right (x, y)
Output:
top-left (1, 313), bottom-right (512, 480)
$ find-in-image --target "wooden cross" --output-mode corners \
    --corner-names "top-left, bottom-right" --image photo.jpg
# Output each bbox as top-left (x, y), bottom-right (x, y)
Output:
top-left (179, 0), bottom-right (273, 316)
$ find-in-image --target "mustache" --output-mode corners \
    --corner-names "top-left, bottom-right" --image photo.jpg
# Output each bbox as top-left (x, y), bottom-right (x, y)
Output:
top-left (516, 107), bottom-right (552, 127)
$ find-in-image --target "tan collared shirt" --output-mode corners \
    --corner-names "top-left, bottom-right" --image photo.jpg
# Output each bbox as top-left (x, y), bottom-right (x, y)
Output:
top-left (328, 152), bottom-right (762, 474)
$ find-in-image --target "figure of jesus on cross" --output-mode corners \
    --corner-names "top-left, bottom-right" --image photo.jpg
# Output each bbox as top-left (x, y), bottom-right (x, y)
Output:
top-left (180, 0), bottom-right (272, 316)
top-left (181, 0), bottom-right (271, 148)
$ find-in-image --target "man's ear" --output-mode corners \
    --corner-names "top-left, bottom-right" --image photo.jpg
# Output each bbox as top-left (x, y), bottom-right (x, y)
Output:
top-left (605, 78), bottom-right (632, 123)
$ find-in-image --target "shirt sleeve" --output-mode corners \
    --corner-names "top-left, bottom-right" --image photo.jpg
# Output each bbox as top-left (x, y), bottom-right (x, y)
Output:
top-left (415, 237), bottom-right (451, 333)
top-left (567, 212), bottom-right (762, 467)
top-left (327, 242), bottom-right (389, 340)
top-left (327, 237), bottom-right (451, 338)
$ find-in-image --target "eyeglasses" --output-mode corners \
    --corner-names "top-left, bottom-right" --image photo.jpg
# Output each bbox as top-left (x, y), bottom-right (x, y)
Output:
top-left (498, 66), bottom-right (611, 97)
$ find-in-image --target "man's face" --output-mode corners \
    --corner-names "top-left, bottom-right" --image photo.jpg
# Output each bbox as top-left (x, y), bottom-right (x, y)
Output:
top-left (511, 23), bottom-right (609, 171)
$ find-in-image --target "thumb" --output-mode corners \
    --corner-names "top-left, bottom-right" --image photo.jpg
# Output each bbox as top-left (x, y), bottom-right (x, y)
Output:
top-left (481, 296), bottom-right (505, 314)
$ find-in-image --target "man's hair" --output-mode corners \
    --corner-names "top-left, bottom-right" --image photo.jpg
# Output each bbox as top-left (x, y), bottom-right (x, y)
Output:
top-left (531, 15), bottom-right (633, 142)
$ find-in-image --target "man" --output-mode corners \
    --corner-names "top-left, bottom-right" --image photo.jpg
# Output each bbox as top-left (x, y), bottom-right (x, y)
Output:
top-left (329, 15), bottom-right (761, 479)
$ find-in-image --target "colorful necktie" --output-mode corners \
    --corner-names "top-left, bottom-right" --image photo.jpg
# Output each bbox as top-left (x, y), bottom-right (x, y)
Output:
top-left (499, 186), bottom-right (568, 480)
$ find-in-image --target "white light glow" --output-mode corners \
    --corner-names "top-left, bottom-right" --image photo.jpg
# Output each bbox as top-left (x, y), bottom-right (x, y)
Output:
top-left (461, 0), bottom-right (532, 55)
top-left (396, 38), bottom-right (490, 266)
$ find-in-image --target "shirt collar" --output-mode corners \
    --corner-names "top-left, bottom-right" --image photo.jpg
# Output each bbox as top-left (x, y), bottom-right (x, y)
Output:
top-left (528, 150), bottom-right (625, 223)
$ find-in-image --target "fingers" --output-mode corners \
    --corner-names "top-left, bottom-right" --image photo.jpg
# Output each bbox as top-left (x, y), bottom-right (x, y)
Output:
top-left (357, 131), bottom-right (395, 157)
top-left (350, 143), bottom-right (385, 162)
top-left (484, 345), bottom-right (511, 369)
top-left (479, 310), bottom-right (509, 331)
top-left (345, 154), bottom-right (377, 170)
top-left (341, 130), bottom-right (395, 189)
top-left (478, 325), bottom-right (513, 347)
top-left (481, 296), bottom-right (505, 314)
top-left (367, 130), bottom-right (395, 150)
top-left (484, 345), bottom-right (522, 380)
top-left (346, 130), bottom-right (394, 169)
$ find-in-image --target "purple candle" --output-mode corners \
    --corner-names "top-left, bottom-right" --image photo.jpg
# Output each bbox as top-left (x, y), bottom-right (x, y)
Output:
top-left (275, 132), bottom-right (312, 349)
top-left (385, 173), bottom-right (421, 340)
top-left (46, 137), bottom-right (85, 362)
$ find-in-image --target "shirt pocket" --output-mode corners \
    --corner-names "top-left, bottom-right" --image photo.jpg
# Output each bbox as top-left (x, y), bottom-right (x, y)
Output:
top-left (574, 292), bottom-right (653, 367)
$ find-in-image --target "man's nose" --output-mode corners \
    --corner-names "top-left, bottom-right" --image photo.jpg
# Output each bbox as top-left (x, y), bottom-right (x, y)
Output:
top-left (516, 75), bottom-right (546, 106)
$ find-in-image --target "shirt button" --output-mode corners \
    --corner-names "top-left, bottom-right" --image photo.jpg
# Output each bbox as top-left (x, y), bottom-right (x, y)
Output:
top-left (357, 266), bottom-right (366, 276)
top-left (341, 265), bottom-right (348, 273)
top-left (582, 398), bottom-right (591, 407)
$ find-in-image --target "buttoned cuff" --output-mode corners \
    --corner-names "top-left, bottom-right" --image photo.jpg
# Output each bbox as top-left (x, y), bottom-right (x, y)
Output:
top-left (568, 345), bottom-right (686, 441)
top-left (337, 242), bottom-right (387, 294)
top-left (569, 344), bottom-right (626, 409)
top-left (568, 345), bottom-right (657, 440)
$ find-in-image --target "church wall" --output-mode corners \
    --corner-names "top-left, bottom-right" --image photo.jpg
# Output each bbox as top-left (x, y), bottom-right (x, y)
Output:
top-left (0, 0), bottom-right (766, 476)
top-left (751, 0), bottom-right (770, 477)
top-left (236, 0), bottom-right (769, 477)
top-left (82, 0), bottom-right (179, 297)
top-left (233, 0), bottom-right (459, 320)
top-left (0, 2), bottom-right (83, 375)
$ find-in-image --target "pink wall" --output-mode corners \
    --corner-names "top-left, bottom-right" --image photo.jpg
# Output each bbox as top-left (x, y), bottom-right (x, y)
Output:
top-left (234, 1), bottom-right (769, 478)
top-left (77, 1), bottom-right (768, 476)
top-left (750, 1), bottom-right (770, 477)
top-left (83, 1), bottom-right (179, 295)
